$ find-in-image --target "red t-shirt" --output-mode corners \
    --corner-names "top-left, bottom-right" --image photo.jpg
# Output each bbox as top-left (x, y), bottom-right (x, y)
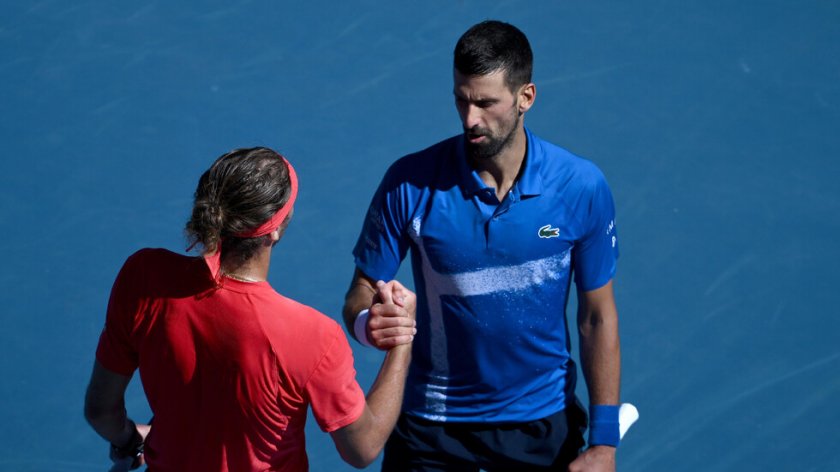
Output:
top-left (96, 248), bottom-right (365, 471)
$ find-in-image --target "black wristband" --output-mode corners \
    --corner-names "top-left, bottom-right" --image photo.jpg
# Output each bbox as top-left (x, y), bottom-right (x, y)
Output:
top-left (110, 420), bottom-right (144, 469)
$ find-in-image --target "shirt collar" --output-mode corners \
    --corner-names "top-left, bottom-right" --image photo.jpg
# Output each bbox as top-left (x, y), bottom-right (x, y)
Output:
top-left (456, 128), bottom-right (544, 198)
top-left (518, 128), bottom-right (543, 197)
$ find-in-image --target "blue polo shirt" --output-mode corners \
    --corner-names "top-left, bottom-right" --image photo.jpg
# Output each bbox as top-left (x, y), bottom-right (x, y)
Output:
top-left (353, 128), bottom-right (618, 422)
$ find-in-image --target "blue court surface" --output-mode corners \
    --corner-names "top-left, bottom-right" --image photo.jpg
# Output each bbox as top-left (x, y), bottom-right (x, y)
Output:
top-left (2, 1), bottom-right (839, 470)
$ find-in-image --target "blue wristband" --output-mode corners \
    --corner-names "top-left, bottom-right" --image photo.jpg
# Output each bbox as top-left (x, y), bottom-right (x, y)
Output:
top-left (588, 404), bottom-right (620, 447)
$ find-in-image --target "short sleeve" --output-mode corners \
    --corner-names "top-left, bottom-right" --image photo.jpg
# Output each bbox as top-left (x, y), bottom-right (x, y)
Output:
top-left (95, 252), bottom-right (144, 376)
top-left (573, 173), bottom-right (619, 292)
top-left (352, 165), bottom-right (411, 281)
top-left (306, 322), bottom-right (366, 433)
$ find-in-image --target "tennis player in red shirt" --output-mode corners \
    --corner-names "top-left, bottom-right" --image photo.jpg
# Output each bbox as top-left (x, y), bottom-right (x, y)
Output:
top-left (84, 147), bottom-right (416, 471)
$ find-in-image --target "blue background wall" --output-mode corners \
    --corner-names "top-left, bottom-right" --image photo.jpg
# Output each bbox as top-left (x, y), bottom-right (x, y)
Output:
top-left (1, 1), bottom-right (838, 470)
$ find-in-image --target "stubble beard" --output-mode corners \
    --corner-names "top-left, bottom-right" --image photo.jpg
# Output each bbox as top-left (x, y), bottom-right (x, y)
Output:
top-left (464, 110), bottom-right (521, 162)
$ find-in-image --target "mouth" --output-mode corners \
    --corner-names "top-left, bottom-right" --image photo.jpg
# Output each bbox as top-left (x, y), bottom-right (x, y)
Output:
top-left (466, 131), bottom-right (487, 144)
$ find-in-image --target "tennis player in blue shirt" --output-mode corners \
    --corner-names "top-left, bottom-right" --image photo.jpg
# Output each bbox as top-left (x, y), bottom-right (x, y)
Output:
top-left (343, 20), bottom-right (624, 471)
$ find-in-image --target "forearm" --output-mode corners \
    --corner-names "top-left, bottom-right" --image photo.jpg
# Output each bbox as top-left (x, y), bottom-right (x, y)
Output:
top-left (342, 272), bottom-right (377, 340)
top-left (363, 344), bottom-right (412, 441)
top-left (576, 282), bottom-right (621, 406)
top-left (85, 382), bottom-right (135, 445)
top-left (578, 308), bottom-right (621, 405)
top-left (575, 282), bottom-right (623, 466)
top-left (85, 404), bottom-right (134, 444)
top-left (333, 344), bottom-right (411, 467)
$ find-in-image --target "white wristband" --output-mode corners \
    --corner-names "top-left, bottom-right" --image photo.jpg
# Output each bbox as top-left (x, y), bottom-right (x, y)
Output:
top-left (353, 309), bottom-right (375, 347)
top-left (619, 403), bottom-right (639, 439)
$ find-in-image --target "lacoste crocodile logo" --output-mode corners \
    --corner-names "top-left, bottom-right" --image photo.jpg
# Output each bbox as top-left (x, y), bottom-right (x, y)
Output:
top-left (538, 224), bottom-right (560, 239)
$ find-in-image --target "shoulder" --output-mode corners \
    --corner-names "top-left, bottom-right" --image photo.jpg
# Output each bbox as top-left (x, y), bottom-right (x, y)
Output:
top-left (118, 248), bottom-right (176, 278)
top-left (267, 293), bottom-right (345, 340)
top-left (532, 133), bottom-right (608, 188)
top-left (381, 135), bottom-right (461, 190)
top-left (117, 248), bottom-right (207, 294)
top-left (123, 247), bottom-right (192, 266)
top-left (256, 294), bottom-right (356, 394)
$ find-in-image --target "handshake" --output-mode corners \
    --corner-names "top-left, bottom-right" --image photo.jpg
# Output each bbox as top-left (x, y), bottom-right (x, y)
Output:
top-left (351, 279), bottom-right (417, 350)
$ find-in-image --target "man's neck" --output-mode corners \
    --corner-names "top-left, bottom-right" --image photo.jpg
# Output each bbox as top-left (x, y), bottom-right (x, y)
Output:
top-left (471, 127), bottom-right (527, 202)
top-left (220, 245), bottom-right (272, 282)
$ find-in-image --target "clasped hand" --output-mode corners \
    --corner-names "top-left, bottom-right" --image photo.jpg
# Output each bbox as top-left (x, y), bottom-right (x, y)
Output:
top-left (366, 280), bottom-right (417, 350)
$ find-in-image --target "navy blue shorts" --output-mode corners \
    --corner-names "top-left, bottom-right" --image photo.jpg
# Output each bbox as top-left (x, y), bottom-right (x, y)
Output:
top-left (381, 402), bottom-right (587, 471)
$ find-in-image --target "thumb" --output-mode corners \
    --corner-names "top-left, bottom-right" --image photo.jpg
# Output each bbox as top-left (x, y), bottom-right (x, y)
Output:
top-left (375, 280), bottom-right (394, 305)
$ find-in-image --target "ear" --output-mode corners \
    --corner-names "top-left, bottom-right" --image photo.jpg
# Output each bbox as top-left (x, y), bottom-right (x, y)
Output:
top-left (269, 228), bottom-right (282, 242)
top-left (517, 83), bottom-right (536, 114)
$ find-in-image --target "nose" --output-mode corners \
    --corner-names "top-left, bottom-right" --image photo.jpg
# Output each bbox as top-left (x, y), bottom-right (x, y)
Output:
top-left (460, 103), bottom-right (482, 130)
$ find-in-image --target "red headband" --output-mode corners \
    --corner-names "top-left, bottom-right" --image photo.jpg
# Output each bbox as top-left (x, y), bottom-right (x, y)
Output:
top-left (234, 157), bottom-right (298, 238)
top-left (203, 156), bottom-right (298, 280)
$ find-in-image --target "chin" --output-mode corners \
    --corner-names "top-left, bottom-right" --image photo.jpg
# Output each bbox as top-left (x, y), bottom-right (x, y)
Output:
top-left (466, 141), bottom-right (503, 160)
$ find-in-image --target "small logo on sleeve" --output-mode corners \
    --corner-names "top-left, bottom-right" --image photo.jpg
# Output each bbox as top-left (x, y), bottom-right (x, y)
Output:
top-left (606, 219), bottom-right (617, 247)
top-left (538, 224), bottom-right (560, 239)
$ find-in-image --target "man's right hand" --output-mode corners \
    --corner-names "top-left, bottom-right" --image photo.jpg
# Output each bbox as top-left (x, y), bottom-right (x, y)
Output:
top-left (367, 280), bottom-right (416, 350)
top-left (332, 278), bottom-right (415, 468)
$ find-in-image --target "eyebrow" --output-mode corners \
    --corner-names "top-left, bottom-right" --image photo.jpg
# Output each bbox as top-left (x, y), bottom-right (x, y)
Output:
top-left (453, 90), bottom-right (500, 105)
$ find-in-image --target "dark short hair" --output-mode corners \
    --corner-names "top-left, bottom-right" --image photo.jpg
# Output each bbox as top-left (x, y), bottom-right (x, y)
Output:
top-left (453, 20), bottom-right (533, 91)
top-left (185, 147), bottom-right (292, 263)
